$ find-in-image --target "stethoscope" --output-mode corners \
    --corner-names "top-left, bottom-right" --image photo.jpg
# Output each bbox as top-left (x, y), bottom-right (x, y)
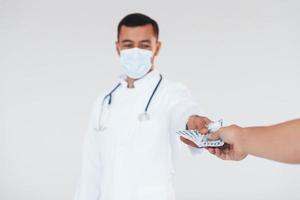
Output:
top-left (96, 74), bottom-right (163, 131)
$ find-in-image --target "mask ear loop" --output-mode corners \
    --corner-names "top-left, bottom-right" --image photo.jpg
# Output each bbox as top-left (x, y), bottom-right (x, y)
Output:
top-left (138, 74), bottom-right (163, 121)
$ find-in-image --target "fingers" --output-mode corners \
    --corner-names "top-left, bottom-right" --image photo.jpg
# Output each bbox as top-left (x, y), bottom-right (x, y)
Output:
top-left (214, 147), bottom-right (222, 157)
top-left (187, 116), bottom-right (212, 134)
top-left (208, 131), bottom-right (220, 140)
top-left (215, 148), bottom-right (229, 160)
top-left (203, 117), bottom-right (212, 124)
top-left (206, 147), bottom-right (215, 154)
top-left (180, 136), bottom-right (199, 148)
top-left (195, 117), bottom-right (211, 134)
top-left (199, 127), bottom-right (209, 134)
top-left (206, 147), bottom-right (231, 160)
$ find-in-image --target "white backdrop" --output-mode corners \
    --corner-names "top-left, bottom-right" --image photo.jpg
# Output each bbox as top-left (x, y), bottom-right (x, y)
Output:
top-left (1, 0), bottom-right (300, 199)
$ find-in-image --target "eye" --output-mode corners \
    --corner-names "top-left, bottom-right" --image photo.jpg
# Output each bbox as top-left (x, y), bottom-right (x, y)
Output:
top-left (122, 44), bottom-right (133, 49)
top-left (140, 44), bottom-right (151, 49)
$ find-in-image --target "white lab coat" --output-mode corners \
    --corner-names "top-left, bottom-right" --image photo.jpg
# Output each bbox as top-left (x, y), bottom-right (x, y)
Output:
top-left (75, 70), bottom-right (202, 200)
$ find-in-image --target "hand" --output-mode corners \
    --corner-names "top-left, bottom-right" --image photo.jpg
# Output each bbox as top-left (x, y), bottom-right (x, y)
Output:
top-left (206, 125), bottom-right (248, 161)
top-left (180, 115), bottom-right (211, 148)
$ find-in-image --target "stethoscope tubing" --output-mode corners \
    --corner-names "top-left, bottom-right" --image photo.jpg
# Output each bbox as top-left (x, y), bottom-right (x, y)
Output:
top-left (96, 74), bottom-right (163, 131)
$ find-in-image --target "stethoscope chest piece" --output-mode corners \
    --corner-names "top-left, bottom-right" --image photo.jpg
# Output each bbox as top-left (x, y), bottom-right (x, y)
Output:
top-left (138, 112), bottom-right (150, 122)
top-left (98, 125), bottom-right (107, 132)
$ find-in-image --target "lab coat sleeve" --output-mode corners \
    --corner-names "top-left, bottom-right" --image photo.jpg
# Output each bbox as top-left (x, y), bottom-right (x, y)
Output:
top-left (166, 82), bottom-right (203, 155)
top-left (74, 101), bottom-right (102, 200)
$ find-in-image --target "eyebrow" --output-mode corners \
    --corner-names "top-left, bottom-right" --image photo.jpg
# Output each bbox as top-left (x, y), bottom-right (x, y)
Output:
top-left (121, 39), bottom-right (134, 43)
top-left (120, 39), bottom-right (151, 43)
top-left (139, 40), bottom-right (151, 43)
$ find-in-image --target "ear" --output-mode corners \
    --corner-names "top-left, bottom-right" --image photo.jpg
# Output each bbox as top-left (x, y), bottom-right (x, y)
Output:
top-left (154, 41), bottom-right (161, 57)
top-left (115, 41), bottom-right (121, 56)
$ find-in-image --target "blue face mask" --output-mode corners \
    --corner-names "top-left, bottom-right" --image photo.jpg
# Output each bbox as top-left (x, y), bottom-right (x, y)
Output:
top-left (120, 48), bottom-right (153, 79)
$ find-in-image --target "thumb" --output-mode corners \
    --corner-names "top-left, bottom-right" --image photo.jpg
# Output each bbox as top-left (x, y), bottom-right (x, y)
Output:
top-left (208, 131), bottom-right (221, 140)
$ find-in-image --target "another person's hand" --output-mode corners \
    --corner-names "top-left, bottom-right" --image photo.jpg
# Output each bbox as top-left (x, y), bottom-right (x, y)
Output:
top-left (180, 115), bottom-right (211, 148)
top-left (206, 125), bottom-right (248, 161)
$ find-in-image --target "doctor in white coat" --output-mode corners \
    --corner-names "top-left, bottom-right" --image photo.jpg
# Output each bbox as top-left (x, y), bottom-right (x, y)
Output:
top-left (75, 13), bottom-right (211, 200)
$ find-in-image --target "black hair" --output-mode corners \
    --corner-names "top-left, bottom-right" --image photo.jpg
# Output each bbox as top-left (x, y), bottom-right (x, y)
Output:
top-left (117, 13), bottom-right (159, 39)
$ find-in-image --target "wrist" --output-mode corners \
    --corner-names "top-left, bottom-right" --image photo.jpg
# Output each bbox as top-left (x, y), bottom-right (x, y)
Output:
top-left (236, 126), bottom-right (249, 156)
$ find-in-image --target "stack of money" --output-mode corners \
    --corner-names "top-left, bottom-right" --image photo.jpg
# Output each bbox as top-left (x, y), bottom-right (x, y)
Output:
top-left (176, 119), bottom-right (224, 148)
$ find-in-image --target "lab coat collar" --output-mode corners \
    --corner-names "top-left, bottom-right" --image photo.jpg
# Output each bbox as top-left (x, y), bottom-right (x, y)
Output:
top-left (119, 69), bottom-right (160, 89)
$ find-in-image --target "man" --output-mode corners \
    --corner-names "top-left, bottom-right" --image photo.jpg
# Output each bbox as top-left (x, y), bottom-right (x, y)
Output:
top-left (75, 13), bottom-right (210, 200)
top-left (206, 119), bottom-right (300, 164)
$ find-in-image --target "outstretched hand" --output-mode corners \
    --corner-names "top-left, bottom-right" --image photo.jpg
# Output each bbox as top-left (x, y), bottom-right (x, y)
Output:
top-left (206, 125), bottom-right (248, 161)
top-left (180, 115), bottom-right (211, 148)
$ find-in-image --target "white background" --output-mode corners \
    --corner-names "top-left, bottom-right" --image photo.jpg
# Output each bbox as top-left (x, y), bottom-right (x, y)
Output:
top-left (1, 0), bottom-right (300, 199)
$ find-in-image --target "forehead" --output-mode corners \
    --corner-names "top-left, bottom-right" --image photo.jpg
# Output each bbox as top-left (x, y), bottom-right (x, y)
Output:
top-left (118, 24), bottom-right (156, 41)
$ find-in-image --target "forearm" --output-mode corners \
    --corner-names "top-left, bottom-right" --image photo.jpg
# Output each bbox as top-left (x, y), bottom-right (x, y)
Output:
top-left (238, 119), bottom-right (300, 163)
